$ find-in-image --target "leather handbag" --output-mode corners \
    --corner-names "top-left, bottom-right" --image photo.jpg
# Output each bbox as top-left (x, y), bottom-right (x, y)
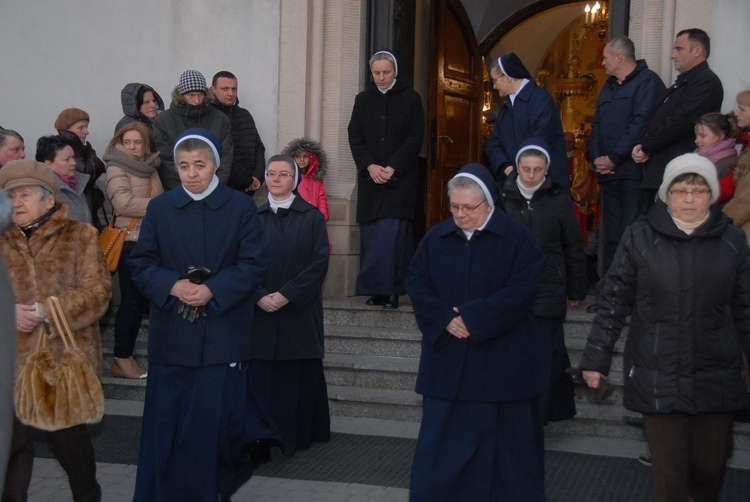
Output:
top-left (99, 179), bottom-right (152, 273)
top-left (14, 296), bottom-right (104, 431)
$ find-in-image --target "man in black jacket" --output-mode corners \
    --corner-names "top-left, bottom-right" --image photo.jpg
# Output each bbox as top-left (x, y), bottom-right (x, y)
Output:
top-left (632, 28), bottom-right (723, 208)
top-left (211, 71), bottom-right (266, 195)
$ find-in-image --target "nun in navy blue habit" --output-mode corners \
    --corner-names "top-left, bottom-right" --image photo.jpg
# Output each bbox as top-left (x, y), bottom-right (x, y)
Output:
top-left (250, 154), bottom-right (331, 456)
top-left (407, 163), bottom-right (546, 501)
top-left (129, 129), bottom-right (275, 501)
top-left (486, 52), bottom-right (569, 191)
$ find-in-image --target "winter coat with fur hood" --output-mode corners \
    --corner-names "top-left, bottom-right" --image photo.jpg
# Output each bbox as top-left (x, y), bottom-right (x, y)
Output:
top-left (114, 83), bottom-right (165, 134)
top-left (152, 87), bottom-right (233, 191)
top-left (0, 203), bottom-right (112, 379)
top-left (282, 137), bottom-right (329, 221)
top-left (103, 144), bottom-right (164, 242)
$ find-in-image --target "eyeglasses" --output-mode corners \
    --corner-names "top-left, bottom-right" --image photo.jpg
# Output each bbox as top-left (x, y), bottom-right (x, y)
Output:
top-left (266, 171), bottom-right (293, 179)
top-left (448, 199), bottom-right (487, 214)
top-left (668, 188), bottom-right (711, 199)
top-left (491, 74), bottom-right (505, 84)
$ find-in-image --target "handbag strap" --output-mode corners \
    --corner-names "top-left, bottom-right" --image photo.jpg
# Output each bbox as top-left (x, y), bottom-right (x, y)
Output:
top-left (111, 177), bottom-right (153, 233)
top-left (47, 296), bottom-right (77, 351)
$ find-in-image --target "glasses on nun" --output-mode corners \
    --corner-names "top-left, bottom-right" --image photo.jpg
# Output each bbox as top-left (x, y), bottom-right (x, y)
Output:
top-left (448, 199), bottom-right (487, 214)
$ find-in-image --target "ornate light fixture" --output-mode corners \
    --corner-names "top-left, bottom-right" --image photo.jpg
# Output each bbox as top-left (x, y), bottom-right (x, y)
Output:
top-left (583, 1), bottom-right (609, 39)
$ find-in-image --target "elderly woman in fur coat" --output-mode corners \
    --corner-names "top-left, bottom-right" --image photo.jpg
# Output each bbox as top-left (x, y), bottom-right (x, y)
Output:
top-left (0, 159), bottom-right (111, 502)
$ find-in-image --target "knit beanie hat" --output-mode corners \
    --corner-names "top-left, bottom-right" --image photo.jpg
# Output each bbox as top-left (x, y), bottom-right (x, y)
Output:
top-left (54, 108), bottom-right (89, 131)
top-left (178, 70), bottom-right (207, 95)
top-left (497, 53), bottom-right (533, 80)
top-left (515, 137), bottom-right (552, 169)
top-left (658, 153), bottom-right (719, 203)
top-left (0, 159), bottom-right (60, 194)
top-left (452, 163), bottom-right (497, 208)
top-left (173, 128), bottom-right (222, 167)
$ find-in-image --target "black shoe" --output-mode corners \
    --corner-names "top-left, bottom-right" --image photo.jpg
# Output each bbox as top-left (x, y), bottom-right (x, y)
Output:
top-left (637, 452), bottom-right (652, 467)
top-left (366, 295), bottom-right (387, 306)
top-left (383, 295), bottom-right (399, 309)
top-left (248, 439), bottom-right (272, 468)
top-left (585, 304), bottom-right (599, 314)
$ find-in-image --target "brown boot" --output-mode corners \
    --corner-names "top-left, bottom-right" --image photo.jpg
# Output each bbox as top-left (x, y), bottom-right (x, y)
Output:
top-left (112, 356), bottom-right (147, 379)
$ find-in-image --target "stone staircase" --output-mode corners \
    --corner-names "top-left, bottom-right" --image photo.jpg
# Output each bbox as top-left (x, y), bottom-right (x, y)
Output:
top-left (99, 296), bottom-right (750, 451)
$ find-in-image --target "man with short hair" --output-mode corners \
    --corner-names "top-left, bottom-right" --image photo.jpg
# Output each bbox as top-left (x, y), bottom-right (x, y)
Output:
top-left (590, 36), bottom-right (665, 271)
top-left (210, 71), bottom-right (266, 194)
top-left (0, 130), bottom-right (26, 167)
top-left (153, 70), bottom-right (233, 190)
top-left (632, 28), bottom-right (723, 208)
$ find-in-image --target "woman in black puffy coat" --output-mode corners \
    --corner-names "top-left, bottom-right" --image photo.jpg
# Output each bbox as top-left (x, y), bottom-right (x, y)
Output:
top-left (500, 139), bottom-right (587, 423)
top-left (581, 153), bottom-right (750, 502)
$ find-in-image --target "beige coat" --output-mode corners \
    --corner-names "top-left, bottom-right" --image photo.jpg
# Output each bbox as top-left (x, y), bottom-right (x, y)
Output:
top-left (104, 149), bottom-right (164, 242)
top-left (723, 151), bottom-right (750, 239)
top-left (0, 203), bottom-right (112, 378)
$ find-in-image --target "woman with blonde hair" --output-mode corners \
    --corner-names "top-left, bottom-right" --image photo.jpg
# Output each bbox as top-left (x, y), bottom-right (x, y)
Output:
top-left (102, 122), bottom-right (164, 379)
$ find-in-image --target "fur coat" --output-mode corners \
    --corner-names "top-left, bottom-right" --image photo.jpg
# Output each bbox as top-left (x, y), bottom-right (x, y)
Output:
top-left (0, 203), bottom-right (112, 379)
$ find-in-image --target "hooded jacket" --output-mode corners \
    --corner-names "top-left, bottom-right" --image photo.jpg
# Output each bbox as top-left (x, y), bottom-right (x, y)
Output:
top-left (211, 98), bottom-right (266, 193)
top-left (152, 87), bottom-right (233, 191)
top-left (282, 138), bottom-right (329, 221)
top-left (0, 203), bottom-right (112, 379)
top-left (501, 174), bottom-right (587, 319)
top-left (114, 83), bottom-right (165, 133)
top-left (580, 201), bottom-right (750, 414)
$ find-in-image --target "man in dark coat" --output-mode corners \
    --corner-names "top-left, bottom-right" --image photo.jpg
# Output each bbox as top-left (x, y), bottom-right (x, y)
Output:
top-left (211, 71), bottom-right (267, 195)
top-left (407, 163), bottom-right (545, 501)
top-left (486, 52), bottom-right (569, 190)
top-left (153, 70), bottom-right (233, 190)
top-left (590, 36), bottom-right (666, 271)
top-left (632, 28), bottom-right (723, 207)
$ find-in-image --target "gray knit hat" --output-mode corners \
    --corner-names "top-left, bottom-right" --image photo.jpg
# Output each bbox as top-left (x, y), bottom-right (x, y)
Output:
top-left (178, 70), bottom-right (207, 95)
top-left (658, 153), bottom-right (719, 204)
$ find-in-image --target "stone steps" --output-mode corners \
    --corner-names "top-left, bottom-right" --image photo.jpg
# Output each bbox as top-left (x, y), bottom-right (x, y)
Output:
top-left (98, 297), bottom-right (750, 452)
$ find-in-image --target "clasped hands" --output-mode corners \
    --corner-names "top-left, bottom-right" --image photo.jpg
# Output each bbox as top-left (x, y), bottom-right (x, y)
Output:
top-left (367, 164), bottom-right (396, 185)
top-left (445, 307), bottom-right (470, 339)
top-left (257, 292), bottom-right (289, 313)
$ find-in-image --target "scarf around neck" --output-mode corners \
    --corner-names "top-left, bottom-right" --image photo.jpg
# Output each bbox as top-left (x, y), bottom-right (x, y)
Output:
top-left (696, 137), bottom-right (737, 165)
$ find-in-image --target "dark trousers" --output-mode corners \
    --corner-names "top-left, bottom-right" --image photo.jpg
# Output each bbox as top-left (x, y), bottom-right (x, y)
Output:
top-left (642, 413), bottom-right (734, 502)
top-left (2, 417), bottom-right (100, 502)
top-left (114, 242), bottom-right (148, 358)
top-left (601, 179), bottom-right (647, 273)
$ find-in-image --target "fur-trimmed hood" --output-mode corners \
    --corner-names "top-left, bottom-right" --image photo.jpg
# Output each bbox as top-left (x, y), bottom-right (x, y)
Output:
top-left (282, 137), bottom-right (328, 181)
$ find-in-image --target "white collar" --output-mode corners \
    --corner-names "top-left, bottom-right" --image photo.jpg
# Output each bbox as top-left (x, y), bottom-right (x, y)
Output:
top-left (378, 79), bottom-right (398, 94)
top-left (182, 174), bottom-right (219, 201)
top-left (508, 79), bottom-right (529, 105)
top-left (461, 207), bottom-right (495, 240)
top-left (268, 193), bottom-right (296, 213)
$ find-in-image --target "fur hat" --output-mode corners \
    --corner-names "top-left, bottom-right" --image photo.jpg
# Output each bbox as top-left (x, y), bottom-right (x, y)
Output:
top-left (497, 53), bottom-right (533, 80)
top-left (174, 128), bottom-right (222, 167)
top-left (54, 108), bottom-right (89, 131)
top-left (658, 153), bottom-right (719, 203)
top-left (178, 70), bottom-right (207, 95)
top-left (0, 159), bottom-right (60, 194)
top-left (452, 163), bottom-right (498, 208)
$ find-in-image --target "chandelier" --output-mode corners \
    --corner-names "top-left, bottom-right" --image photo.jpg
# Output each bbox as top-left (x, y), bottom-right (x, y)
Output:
top-left (584, 1), bottom-right (609, 39)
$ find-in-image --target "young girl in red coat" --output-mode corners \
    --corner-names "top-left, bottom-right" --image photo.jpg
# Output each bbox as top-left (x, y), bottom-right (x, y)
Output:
top-left (282, 138), bottom-right (329, 221)
top-left (694, 112), bottom-right (739, 203)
